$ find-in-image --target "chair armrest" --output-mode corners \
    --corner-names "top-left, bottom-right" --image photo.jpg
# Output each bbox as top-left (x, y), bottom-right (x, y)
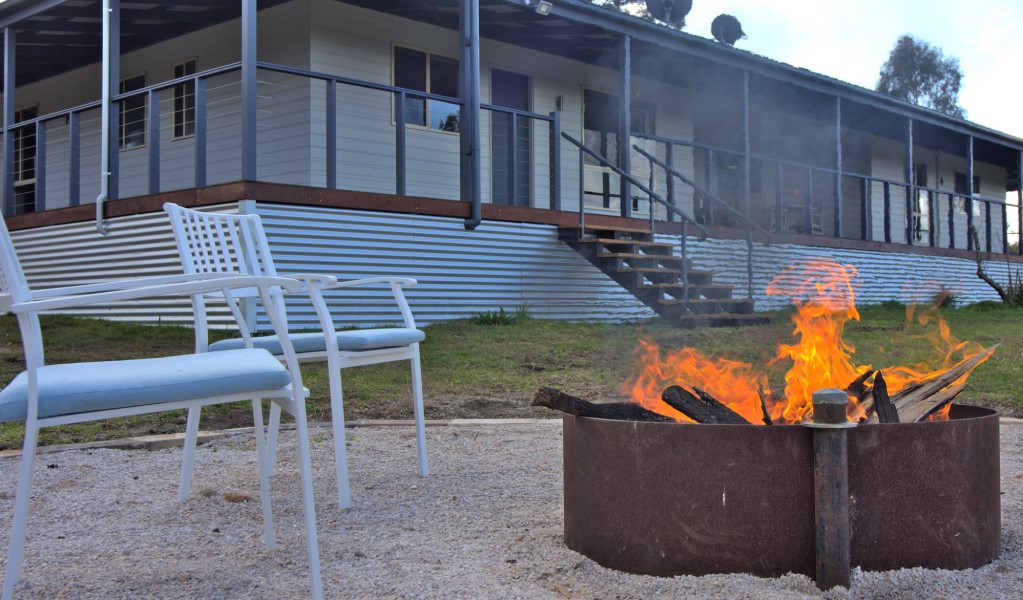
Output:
top-left (13, 274), bottom-right (303, 314)
top-left (318, 276), bottom-right (418, 290)
top-left (29, 272), bottom-right (245, 299)
top-left (279, 273), bottom-right (340, 292)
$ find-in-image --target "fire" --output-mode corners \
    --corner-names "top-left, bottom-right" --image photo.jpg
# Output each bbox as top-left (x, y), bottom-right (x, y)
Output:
top-left (623, 258), bottom-right (992, 424)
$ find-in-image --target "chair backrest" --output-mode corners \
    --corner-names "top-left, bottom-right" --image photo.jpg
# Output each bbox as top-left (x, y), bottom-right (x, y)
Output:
top-left (164, 203), bottom-right (278, 281)
top-left (0, 216), bottom-right (33, 308)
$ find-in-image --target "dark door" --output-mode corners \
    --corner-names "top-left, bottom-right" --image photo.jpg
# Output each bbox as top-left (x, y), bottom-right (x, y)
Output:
top-left (491, 69), bottom-right (530, 206)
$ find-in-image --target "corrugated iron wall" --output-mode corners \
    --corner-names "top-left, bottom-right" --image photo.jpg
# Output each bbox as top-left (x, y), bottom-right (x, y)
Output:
top-left (676, 236), bottom-right (1007, 311)
top-left (252, 202), bottom-right (654, 329)
top-left (7, 201), bottom-right (1012, 331)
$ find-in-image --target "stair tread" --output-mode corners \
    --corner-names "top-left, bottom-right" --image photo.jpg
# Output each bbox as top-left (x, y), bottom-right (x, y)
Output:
top-left (640, 281), bottom-right (728, 289)
top-left (560, 225), bottom-right (653, 234)
top-left (596, 252), bottom-right (680, 260)
top-left (657, 298), bottom-right (753, 307)
top-left (618, 267), bottom-right (682, 274)
top-left (574, 238), bottom-right (673, 247)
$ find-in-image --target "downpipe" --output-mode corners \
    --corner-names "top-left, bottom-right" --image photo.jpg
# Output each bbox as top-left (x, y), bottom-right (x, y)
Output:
top-left (96, 0), bottom-right (112, 235)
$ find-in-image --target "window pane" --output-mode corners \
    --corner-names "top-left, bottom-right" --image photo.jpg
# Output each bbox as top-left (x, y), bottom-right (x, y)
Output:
top-left (394, 47), bottom-right (427, 91)
top-left (430, 101), bottom-right (459, 132)
top-left (402, 96), bottom-right (426, 127)
top-left (430, 55), bottom-right (458, 98)
top-left (119, 74), bottom-right (147, 149)
top-left (394, 47), bottom-right (427, 126)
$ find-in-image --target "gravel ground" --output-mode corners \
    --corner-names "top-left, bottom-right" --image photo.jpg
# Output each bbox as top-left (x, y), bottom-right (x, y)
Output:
top-left (0, 419), bottom-right (1021, 599)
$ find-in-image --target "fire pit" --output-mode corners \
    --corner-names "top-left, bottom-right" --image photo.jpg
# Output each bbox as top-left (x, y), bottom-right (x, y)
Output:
top-left (536, 259), bottom-right (1003, 586)
top-left (562, 405), bottom-right (1000, 578)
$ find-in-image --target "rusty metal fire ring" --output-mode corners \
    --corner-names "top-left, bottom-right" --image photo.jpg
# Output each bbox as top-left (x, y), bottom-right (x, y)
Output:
top-left (562, 405), bottom-right (1000, 578)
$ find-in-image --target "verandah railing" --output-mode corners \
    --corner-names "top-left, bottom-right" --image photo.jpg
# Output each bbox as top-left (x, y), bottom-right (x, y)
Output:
top-left (632, 133), bottom-right (1020, 255)
top-left (3, 60), bottom-right (1019, 257)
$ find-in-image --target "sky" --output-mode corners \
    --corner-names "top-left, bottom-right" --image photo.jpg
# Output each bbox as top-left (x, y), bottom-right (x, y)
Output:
top-left (673, 0), bottom-right (1023, 139)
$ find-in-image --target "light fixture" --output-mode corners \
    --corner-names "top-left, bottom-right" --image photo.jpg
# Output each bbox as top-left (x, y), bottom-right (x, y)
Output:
top-left (528, 0), bottom-right (553, 16)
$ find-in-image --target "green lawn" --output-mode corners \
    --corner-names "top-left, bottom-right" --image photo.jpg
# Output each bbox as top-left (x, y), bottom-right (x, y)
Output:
top-left (1, 301), bottom-right (1020, 449)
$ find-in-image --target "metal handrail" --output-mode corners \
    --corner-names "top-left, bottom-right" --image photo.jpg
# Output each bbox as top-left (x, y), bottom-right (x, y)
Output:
top-left (561, 131), bottom-right (708, 314)
top-left (632, 145), bottom-right (773, 242)
top-left (633, 144), bottom-right (765, 301)
top-left (560, 132), bottom-right (708, 238)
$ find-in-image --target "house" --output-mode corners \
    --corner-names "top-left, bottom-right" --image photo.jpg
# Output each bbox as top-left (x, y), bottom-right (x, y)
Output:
top-left (1, 0), bottom-right (1020, 329)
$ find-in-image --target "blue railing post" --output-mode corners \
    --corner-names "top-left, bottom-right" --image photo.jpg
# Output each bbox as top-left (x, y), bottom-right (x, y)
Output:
top-left (148, 89), bottom-right (160, 194)
top-left (510, 111), bottom-right (518, 206)
top-left (395, 91), bottom-right (406, 196)
top-left (69, 111), bottom-right (80, 206)
top-left (665, 142), bottom-right (675, 223)
top-left (194, 77), bottom-right (207, 187)
top-left (985, 200), bottom-right (992, 252)
top-left (577, 144), bottom-right (585, 232)
top-left (948, 193), bottom-right (956, 249)
top-left (927, 191), bottom-right (935, 247)
top-left (882, 182), bottom-right (891, 243)
top-left (327, 80), bottom-right (337, 189)
top-left (35, 120), bottom-right (45, 212)
top-left (966, 197), bottom-right (974, 250)
top-left (549, 111), bottom-right (561, 211)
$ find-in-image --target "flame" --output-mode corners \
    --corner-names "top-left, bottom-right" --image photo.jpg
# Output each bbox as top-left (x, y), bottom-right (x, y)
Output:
top-left (623, 258), bottom-right (992, 424)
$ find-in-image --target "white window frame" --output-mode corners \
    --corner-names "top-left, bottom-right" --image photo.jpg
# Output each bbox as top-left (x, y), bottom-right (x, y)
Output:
top-left (173, 58), bottom-right (197, 140)
top-left (391, 44), bottom-right (460, 134)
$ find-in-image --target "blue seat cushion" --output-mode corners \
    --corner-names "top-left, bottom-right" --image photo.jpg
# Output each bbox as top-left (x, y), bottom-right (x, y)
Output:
top-left (209, 328), bottom-right (425, 355)
top-left (0, 349), bottom-right (292, 423)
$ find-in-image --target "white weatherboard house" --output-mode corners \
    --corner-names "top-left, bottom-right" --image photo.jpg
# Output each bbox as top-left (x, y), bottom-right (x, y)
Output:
top-left (1, 0), bottom-right (1021, 329)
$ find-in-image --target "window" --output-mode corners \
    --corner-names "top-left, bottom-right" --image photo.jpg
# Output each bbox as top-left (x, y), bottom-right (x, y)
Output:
top-left (393, 46), bottom-right (460, 132)
top-left (173, 59), bottom-right (197, 139)
top-left (953, 172), bottom-right (981, 215)
top-left (119, 73), bottom-right (147, 149)
top-left (13, 106), bottom-right (37, 214)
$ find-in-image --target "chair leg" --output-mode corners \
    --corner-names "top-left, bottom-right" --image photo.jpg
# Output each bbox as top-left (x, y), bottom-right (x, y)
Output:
top-left (328, 366), bottom-right (352, 509)
top-left (265, 400), bottom-right (282, 479)
top-left (2, 425), bottom-right (39, 600)
top-left (251, 399), bottom-right (276, 550)
top-left (411, 345), bottom-right (429, 477)
top-left (177, 405), bottom-right (202, 502)
top-left (290, 399), bottom-right (324, 600)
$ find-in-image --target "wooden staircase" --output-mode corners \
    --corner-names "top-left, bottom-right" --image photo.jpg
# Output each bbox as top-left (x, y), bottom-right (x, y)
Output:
top-left (559, 225), bottom-right (771, 328)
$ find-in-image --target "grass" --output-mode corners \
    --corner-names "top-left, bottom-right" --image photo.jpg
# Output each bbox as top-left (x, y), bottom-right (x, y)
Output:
top-left (1, 302), bottom-right (1021, 449)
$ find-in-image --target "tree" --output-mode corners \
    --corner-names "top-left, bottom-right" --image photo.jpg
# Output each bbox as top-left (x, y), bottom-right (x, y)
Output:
top-left (586, 0), bottom-right (689, 29)
top-left (876, 35), bottom-right (965, 118)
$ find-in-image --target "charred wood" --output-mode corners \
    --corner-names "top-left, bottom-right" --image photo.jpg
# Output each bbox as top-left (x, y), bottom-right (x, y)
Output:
top-left (531, 387), bottom-right (675, 422)
top-left (661, 385), bottom-right (751, 424)
top-left (871, 371), bottom-right (899, 423)
top-left (757, 385), bottom-right (773, 425)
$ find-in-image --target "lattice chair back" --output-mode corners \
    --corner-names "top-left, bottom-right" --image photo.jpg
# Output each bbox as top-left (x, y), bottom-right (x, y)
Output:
top-left (164, 203), bottom-right (284, 351)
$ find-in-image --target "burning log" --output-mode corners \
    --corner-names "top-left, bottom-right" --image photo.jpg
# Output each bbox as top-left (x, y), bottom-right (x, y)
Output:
top-left (867, 344), bottom-right (998, 423)
top-left (757, 385), bottom-right (773, 425)
top-left (871, 371), bottom-right (899, 423)
top-left (532, 387), bottom-right (674, 422)
top-left (661, 386), bottom-right (752, 425)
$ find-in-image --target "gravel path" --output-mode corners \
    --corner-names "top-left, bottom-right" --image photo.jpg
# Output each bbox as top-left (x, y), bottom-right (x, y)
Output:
top-left (1, 420), bottom-right (1021, 599)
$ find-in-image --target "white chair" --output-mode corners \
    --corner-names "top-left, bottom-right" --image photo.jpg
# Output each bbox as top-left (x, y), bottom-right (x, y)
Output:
top-left (163, 203), bottom-right (428, 510)
top-left (0, 215), bottom-right (325, 600)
